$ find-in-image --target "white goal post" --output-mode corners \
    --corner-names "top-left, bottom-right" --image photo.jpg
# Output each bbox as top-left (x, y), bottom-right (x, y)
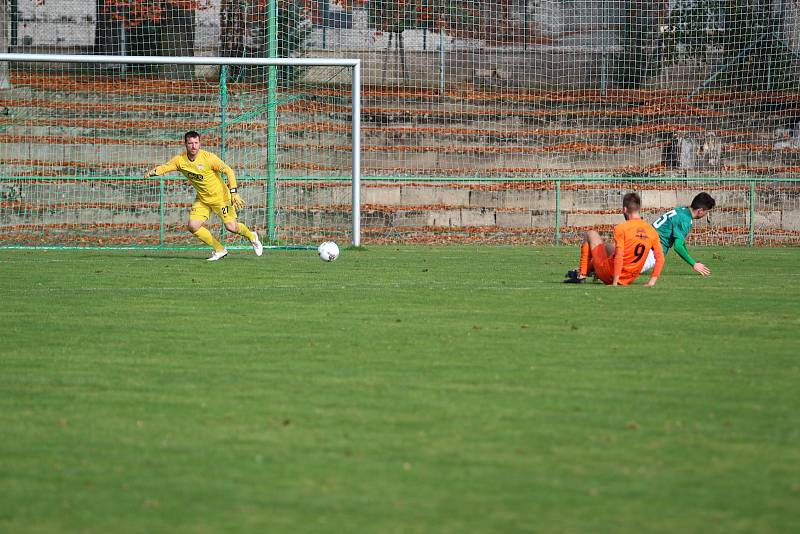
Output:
top-left (0, 53), bottom-right (362, 248)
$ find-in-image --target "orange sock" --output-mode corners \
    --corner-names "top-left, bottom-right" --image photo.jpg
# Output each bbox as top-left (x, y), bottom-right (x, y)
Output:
top-left (579, 242), bottom-right (590, 277)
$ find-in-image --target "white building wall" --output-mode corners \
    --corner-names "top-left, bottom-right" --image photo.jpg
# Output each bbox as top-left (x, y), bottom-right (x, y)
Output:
top-left (15, 0), bottom-right (220, 52)
top-left (17, 0), bottom-right (93, 47)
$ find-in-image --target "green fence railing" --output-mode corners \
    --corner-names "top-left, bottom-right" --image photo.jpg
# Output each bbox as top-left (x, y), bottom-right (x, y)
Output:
top-left (1, 175), bottom-right (798, 249)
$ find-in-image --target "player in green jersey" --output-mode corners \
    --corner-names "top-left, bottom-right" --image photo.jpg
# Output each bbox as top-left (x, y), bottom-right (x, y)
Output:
top-left (641, 192), bottom-right (716, 276)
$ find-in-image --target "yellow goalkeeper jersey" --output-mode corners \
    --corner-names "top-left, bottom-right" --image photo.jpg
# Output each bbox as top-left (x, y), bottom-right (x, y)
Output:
top-left (155, 149), bottom-right (237, 204)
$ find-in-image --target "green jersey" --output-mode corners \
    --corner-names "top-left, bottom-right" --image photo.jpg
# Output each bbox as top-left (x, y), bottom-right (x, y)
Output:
top-left (651, 206), bottom-right (695, 265)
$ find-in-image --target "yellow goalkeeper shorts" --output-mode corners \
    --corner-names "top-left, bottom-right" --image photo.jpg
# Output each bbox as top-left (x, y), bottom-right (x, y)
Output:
top-left (190, 198), bottom-right (237, 223)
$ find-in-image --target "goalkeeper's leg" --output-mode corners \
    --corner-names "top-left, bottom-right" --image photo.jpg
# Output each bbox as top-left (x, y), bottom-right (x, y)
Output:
top-left (225, 220), bottom-right (254, 242)
top-left (188, 220), bottom-right (228, 261)
top-left (189, 203), bottom-right (226, 257)
top-left (224, 219), bottom-right (263, 257)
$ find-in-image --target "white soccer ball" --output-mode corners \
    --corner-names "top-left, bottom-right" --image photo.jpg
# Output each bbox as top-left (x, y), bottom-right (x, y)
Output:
top-left (318, 241), bottom-right (340, 262)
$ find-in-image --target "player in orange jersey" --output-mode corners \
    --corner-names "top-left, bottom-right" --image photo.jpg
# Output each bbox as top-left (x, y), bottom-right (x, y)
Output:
top-left (564, 192), bottom-right (665, 286)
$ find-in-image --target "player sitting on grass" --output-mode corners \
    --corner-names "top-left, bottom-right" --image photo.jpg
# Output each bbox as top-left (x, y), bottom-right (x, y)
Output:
top-left (145, 131), bottom-right (262, 261)
top-left (564, 192), bottom-right (665, 286)
top-left (640, 192), bottom-right (716, 277)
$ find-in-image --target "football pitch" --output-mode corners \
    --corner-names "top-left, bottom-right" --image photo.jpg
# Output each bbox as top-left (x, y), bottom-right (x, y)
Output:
top-left (1, 245), bottom-right (798, 533)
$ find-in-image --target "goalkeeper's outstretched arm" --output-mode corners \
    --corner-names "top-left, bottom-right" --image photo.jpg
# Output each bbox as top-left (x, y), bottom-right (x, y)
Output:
top-left (144, 159), bottom-right (178, 179)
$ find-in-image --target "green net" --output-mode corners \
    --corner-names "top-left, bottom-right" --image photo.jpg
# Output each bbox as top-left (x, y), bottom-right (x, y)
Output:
top-left (1, 1), bottom-right (800, 247)
top-left (0, 58), bottom-right (355, 248)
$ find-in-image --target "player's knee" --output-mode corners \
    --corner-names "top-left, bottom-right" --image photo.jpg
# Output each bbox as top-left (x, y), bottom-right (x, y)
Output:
top-left (585, 230), bottom-right (602, 247)
top-left (224, 221), bottom-right (238, 233)
top-left (188, 220), bottom-right (202, 233)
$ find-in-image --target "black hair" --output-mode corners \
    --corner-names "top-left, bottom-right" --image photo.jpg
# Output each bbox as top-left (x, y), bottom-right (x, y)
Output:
top-left (184, 131), bottom-right (201, 143)
top-left (691, 192), bottom-right (716, 210)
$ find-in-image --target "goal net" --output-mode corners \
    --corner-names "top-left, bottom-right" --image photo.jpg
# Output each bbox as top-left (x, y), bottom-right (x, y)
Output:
top-left (2, 1), bottom-right (800, 246)
top-left (0, 53), bottom-right (360, 249)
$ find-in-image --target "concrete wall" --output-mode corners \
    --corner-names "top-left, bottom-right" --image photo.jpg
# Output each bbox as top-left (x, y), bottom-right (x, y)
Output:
top-left (3, 178), bottom-right (798, 246)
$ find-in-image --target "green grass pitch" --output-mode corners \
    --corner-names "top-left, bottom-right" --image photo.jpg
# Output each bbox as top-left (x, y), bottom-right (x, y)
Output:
top-left (1, 245), bottom-right (798, 533)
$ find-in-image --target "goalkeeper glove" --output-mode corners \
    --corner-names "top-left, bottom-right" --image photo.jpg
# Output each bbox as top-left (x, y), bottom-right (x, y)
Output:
top-left (144, 169), bottom-right (157, 179)
top-left (230, 189), bottom-right (245, 210)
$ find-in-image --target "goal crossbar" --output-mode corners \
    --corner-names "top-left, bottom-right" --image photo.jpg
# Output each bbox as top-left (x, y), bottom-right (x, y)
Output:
top-left (0, 53), bottom-right (363, 247)
top-left (0, 53), bottom-right (361, 68)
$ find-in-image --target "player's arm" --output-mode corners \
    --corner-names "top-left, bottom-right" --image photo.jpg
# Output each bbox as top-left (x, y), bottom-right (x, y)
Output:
top-left (612, 230), bottom-right (625, 286)
top-left (144, 156), bottom-right (179, 178)
top-left (645, 239), bottom-right (666, 287)
top-left (209, 153), bottom-right (244, 209)
top-left (674, 238), bottom-right (710, 276)
top-left (673, 218), bottom-right (710, 276)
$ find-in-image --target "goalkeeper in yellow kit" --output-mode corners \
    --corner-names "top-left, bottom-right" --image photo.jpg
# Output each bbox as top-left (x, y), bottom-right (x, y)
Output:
top-left (145, 131), bottom-right (262, 261)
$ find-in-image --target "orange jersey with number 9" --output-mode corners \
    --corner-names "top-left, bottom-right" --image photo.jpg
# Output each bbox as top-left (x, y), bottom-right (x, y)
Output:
top-left (612, 219), bottom-right (665, 284)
